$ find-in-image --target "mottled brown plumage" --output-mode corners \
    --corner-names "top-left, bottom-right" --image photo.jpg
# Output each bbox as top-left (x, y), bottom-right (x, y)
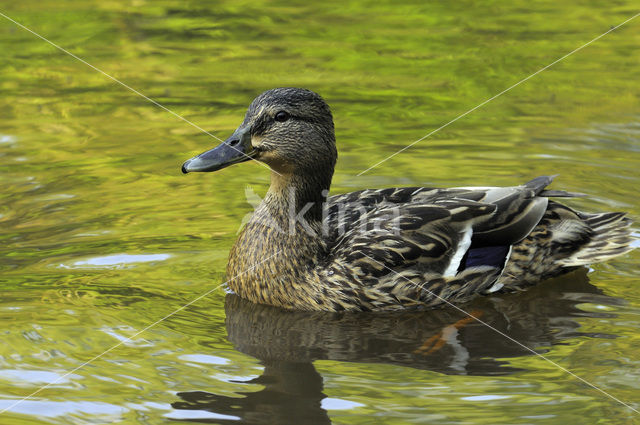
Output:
top-left (182, 87), bottom-right (635, 312)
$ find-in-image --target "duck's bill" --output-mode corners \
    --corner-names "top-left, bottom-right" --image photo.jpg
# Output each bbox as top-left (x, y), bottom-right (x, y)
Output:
top-left (182, 126), bottom-right (255, 173)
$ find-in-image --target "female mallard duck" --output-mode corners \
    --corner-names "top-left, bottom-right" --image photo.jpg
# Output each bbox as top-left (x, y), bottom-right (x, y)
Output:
top-left (182, 87), bottom-right (634, 312)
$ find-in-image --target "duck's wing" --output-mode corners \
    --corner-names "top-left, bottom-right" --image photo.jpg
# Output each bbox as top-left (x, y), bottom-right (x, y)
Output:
top-left (325, 176), bottom-right (572, 278)
top-left (326, 197), bottom-right (496, 281)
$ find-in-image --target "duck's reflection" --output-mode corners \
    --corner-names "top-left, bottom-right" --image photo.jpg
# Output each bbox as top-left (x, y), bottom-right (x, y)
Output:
top-left (172, 360), bottom-right (329, 424)
top-left (172, 270), bottom-right (622, 424)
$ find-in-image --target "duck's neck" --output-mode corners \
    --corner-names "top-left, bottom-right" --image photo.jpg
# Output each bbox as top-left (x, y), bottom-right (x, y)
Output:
top-left (265, 168), bottom-right (332, 224)
top-left (227, 168), bottom-right (333, 306)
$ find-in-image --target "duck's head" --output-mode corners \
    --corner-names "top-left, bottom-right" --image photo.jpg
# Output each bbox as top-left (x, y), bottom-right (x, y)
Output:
top-left (182, 88), bottom-right (337, 177)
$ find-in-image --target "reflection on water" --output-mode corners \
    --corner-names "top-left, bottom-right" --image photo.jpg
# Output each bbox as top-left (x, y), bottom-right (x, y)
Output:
top-left (173, 362), bottom-right (329, 424)
top-left (172, 270), bottom-right (622, 424)
top-left (58, 253), bottom-right (172, 269)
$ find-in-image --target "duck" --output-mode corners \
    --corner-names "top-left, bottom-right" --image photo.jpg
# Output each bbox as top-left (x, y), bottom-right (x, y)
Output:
top-left (182, 87), bottom-right (634, 312)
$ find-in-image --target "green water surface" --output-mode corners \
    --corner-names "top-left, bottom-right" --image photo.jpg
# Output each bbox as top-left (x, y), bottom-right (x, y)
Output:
top-left (1, 1), bottom-right (639, 424)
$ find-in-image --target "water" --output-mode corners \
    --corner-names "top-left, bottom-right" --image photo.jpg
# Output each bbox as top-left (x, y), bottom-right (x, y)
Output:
top-left (1, 1), bottom-right (639, 424)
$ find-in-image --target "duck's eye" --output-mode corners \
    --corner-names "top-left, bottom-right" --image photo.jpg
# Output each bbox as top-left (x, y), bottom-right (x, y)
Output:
top-left (274, 111), bottom-right (290, 122)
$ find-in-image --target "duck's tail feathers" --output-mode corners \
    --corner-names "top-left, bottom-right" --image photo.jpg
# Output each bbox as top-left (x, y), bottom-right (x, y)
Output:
top-left (523, 175), bottom-right (587, 198)
top-left (523, 175), bottom-right (556, 194)
top-left (538, 189), bottom-right (587, 198)
top-left (557, 211), bottom-right (634, 267)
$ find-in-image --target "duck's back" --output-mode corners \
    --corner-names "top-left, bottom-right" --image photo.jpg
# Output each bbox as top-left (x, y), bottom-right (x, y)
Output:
top-left (317, 176), bottom-right (633, 311)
